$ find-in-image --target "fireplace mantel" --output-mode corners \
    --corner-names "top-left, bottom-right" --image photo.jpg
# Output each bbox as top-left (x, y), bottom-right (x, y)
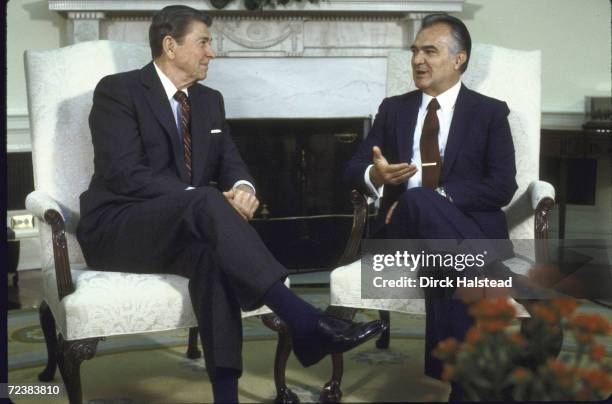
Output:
top-left (45, 0), bottom-right (465, 120)
top-left (49, 0), bottom-right (464, 56)
top-left (49, 1), bottom-right (464, 14)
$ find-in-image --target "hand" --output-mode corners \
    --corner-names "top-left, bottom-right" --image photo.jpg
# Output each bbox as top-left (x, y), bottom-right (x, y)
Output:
top-left (223, 187), bottom-right (259, 221)
top-left (369, 146), bottom-right (417, 188)
top-left (385, 201), bottom-right (398, 224)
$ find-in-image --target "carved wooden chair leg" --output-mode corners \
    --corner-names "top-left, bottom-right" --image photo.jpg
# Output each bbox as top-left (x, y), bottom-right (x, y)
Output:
top-left (261, 314), bottom-right (299, 404)
top-left (375, 310), bottom-right (391, 349)
top-left (186, 327), bottom-right (202, 359)
top-left (38, 301), bottom-right (58, 381)
top-left (320, 353), bottom-right (343, 403)
top-left (57, 335), bottom-right (103, 404)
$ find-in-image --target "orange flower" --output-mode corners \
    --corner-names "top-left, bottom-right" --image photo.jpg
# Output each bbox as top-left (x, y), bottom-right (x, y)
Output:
top-left (468, 298), bottom-right (515, 321)
top-left (546, 359), bottom-right (568, 376)
top-left (479, 319), bottom-right (508, 333)
top-left (550, 298), bottom-right (578, 316)
top-left (465, 327), bottom-right (482, 344)
top-left (441, 364), bottom-right (455, 381)
top-left (571, 314), bottom-right (612, 335)
top-left (433, 338), bottom-right (460, 360)
top-left (510, 331), bottom-right (526, 346)
top-left (589, 344), bottom-right (607, 361)
top-left (582, 368), bottom-right (612, 392)
top-left (532, 304), bottom-right (558, 324)
top-left (510, 367), bottom-right (531, 382)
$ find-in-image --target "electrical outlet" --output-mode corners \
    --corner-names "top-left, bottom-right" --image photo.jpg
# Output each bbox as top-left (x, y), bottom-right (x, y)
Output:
top-left (11, 214), bottom-right (35, 230)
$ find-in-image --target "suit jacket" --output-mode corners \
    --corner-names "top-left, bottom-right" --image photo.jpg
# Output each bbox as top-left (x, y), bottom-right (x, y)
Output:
top-left (344, 84), bottom-right (518, 239)
top-left (78, 62), bottom-right (253, 240)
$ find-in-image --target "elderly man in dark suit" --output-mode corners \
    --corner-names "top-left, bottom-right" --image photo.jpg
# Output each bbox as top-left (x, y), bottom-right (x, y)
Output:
top-left (76, 5), bottom-right (384, 403)
top-left (344, 14), bottom-right (519, 401)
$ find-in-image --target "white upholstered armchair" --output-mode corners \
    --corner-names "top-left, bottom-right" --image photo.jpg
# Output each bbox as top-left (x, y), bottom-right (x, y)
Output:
top-left (320, 44), bottom-right (556, 402)
top-left (24, 40), bottom-right (295, 404)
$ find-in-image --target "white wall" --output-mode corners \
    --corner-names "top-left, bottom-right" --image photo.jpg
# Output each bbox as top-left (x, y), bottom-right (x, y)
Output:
top-left (456, 0), bottom-right (611, 114)
top-left (7, 0), bottom-right (64, 117)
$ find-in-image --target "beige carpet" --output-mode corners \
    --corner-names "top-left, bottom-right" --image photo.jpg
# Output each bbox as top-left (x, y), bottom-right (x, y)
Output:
top-left (8, 289), bottom-right (612, 403)
top-left (8, 289), bottom-right (450, 403)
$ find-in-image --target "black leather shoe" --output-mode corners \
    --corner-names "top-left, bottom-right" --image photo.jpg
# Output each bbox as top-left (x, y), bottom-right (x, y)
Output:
top-left (292, 316), bottom-right (387, 367)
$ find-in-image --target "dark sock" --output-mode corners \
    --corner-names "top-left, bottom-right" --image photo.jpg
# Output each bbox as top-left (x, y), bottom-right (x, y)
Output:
top-left (449, 381), bottom-right (464, 402)
top-left (262, 280), bottom-right (322, 336)
top-left (211, 367), bottom-right (240, 403)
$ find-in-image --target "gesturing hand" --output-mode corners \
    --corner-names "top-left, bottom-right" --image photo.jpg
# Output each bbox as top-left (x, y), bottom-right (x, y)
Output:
top-left (223, 186), bottom-right (259, 221)
top-left (369, 146), bottom-right (417, 188)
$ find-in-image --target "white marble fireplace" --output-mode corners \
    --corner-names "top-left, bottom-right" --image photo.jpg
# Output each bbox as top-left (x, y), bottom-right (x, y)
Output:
top-left (48, 0), bottom-right (465, 120)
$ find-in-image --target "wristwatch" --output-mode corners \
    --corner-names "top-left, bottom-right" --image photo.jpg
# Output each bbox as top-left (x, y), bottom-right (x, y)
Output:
top-left (435, 186), bottom-right (453, 202)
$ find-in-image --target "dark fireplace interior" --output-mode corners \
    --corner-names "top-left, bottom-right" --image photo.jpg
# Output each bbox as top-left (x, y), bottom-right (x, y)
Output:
top-left (229, 118), bottom-right (370, 272)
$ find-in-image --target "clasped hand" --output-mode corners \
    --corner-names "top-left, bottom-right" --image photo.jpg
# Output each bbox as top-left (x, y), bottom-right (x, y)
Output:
top-left (369, 146), bottom-right (418, 224)
top-left (223, 185), bottom-right (259, 221)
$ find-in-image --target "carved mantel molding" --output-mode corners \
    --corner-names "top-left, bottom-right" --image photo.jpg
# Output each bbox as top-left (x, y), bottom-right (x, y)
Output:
top-left (49, 0), bottom-right (464, 14)
top-left (49, 0), bottom-right (464, 56)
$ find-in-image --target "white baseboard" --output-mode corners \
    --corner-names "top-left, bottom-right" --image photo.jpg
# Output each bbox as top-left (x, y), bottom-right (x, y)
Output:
top-left (7, 111), bottom-right (31, 153)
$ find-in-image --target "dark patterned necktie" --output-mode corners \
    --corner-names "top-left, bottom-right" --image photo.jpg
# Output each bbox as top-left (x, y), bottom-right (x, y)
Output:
top-left (420, 98), bottom-right (441, 188)
top-left (174, 91), bottom-right (192, 183)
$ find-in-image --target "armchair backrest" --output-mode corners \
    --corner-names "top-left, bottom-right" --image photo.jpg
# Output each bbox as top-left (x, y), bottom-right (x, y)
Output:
top-left (25, 41), bottom-right (151, 269)
top-left (386, 44), bottom-right (542, 239)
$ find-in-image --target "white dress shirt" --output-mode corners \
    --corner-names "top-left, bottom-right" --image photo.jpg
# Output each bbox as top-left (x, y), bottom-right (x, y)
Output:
top-left (153, 63), bottom-right (255, 193)
top-left (365, 80), bottom-right (462, 198)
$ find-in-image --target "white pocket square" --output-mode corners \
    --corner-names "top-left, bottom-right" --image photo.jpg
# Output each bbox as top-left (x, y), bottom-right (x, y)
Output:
top-left (211, 129), bottom-right (222, 134)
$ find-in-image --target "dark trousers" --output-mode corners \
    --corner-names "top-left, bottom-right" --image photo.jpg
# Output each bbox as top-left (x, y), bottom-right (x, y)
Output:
top-left (78, 186), bottom-right (288, 378)
top-left (385, 187), bottom-right (498, 380)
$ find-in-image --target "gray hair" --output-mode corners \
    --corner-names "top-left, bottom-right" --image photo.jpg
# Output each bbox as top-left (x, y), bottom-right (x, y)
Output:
top-left (421, 13), bottom-right (471, 73)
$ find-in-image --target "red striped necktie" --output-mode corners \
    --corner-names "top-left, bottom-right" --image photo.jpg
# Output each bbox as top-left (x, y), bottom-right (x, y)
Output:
top-left (174, 91), bottom-right (192, 184)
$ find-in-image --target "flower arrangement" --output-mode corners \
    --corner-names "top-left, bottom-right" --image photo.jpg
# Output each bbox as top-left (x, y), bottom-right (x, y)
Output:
top-left (433, 298), bottom-right (612, 401)
top-left (211, 0), bottom-right (319, 11)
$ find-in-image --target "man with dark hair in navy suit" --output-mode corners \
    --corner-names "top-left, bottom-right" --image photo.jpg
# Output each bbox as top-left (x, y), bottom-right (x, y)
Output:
top-left (344, 14), bottom-right (518, 401)
top-left (77, 5), bottom-right (384, 403)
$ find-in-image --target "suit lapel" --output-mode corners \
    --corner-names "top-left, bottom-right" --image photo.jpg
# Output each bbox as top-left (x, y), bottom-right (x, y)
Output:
top-left (396, 92), bottom-right (421, 163)
top-left (188, 84), bottom-right (212, 186)
top-left (442, 84), bottom-right (479, 179)
top-left (140, 63), bottom-right (189, 182)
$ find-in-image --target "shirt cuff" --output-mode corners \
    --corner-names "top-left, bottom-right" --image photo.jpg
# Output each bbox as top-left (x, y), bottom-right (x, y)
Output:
top-left (233, 180), bottom-right (256, 194)
top-left (185, 186), bottom-right (196, 190)
top-left (364, 165), bottom-right (384, 201)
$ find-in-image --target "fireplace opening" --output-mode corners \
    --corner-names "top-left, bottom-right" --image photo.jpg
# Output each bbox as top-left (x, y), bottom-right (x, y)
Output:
top-left (229, 118), bottom-right (371, 272)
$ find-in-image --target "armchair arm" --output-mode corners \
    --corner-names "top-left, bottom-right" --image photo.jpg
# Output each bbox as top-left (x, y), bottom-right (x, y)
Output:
top-left (25, 190), bottom-right (75, 300)
top-left (527, 180), bottom-right (555, 241)
top-left (528, 180), bottom-right (555, 211)
top-left (336, 190), bottom-right (368, 267)
top-left (527, 181), bottom-right (555, 264)
top-left (26, 190), bottom-right (66, 221)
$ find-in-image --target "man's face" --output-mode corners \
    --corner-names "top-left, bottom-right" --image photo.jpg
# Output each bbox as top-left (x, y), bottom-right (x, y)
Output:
top-left (410, 23), bottom-right (465, 96)
top-left (171, 21), bottom-right (215, 84)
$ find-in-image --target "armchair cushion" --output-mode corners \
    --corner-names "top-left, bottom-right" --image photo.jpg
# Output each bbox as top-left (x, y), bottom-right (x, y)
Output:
top-left (43, 264), bottom-right (281, 340)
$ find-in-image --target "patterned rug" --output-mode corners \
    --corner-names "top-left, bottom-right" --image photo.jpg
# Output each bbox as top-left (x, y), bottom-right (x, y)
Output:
top-left (8, 288), bottom-right (449, 403)
top-left (8, 289), bottom-right (612, 403)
